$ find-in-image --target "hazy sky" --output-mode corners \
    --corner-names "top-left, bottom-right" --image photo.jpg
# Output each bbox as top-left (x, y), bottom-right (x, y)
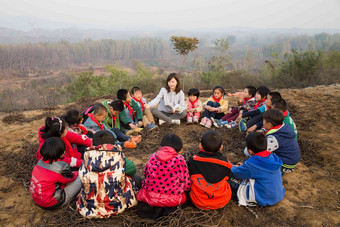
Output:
top-left (1, 0), bottom-right (340, 29)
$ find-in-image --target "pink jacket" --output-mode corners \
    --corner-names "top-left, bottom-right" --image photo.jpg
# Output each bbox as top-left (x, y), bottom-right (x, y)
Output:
top-left (137, 146), bottom-right (191, 207)
top-left (37, 126), bottom-right (92, 167)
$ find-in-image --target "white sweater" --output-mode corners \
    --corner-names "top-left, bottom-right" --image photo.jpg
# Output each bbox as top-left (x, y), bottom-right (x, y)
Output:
top-left (148, 87), bottom-right (186, 113)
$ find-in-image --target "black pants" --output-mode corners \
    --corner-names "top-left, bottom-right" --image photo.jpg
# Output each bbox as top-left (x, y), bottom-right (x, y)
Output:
top-left (137, 201), bottom-right (178, 220)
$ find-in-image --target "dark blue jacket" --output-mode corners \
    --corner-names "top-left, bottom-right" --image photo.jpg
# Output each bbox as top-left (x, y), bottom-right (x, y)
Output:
top-left (232, 152), bottom-right (285, 206)
top-left (266, 123), bottom-right (301, 165)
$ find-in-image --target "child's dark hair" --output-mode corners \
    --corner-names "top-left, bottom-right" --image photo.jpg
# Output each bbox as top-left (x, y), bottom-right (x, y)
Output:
top-left (263, 109), bottom-right (284, 126)
top-left (94, 103), bottom-right (108, 115)
top-left (245, 86), bottom-right (256, 97)
top-left (63, 110), bottom-right (82, 126)
top-left (268, 91), bottom-right (282, 104)
top-left (160, 134), bottom-right (183, 153)
top-left (109, 100), bottom-right (124, 112)
top-left (246, 132), bottom-right (267, 154)
top-left (256, 86), bottom-right (270, 99)
top-left (188, 88), bottom-right (200, 98)
top-left (272, 98), bottom-right (287, 112)
top-left (213, 86), bottom-right (225, 95)
top-left (165, 73), bottom-right (181, 94)
top-left (40, 137), bottom-right (65, 163)
top-left (201, 130), bottom-right (222, 153)
top-left (131, 86), bottom-right (141, 95)
top-left (40, 117), bottom-right (66, 139)
top-left (117, 89), bottom-right (129, 101)
top-left (93, 130), bottom-right (115, 146)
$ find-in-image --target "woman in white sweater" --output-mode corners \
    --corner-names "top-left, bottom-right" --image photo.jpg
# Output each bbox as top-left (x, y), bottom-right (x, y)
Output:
top-left (146, 73), bottom-right (187, 125)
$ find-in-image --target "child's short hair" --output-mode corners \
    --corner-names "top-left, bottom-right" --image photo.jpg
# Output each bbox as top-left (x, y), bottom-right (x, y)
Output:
top-left (93, 130), bottom-right (115, 146)
top-left (268, 91), bottom-right (282, 104)
top-left (256, 86), bottom-right (270, 99)
top-left (188, 88), bottom-right (200, 98)
top-left (160, 134), bottom-right (183, 152)
top-left (93, 103), bottom-right (108, 115)
top-left (165, 73), bottom-right (181, 94)
top-left (246, 132), bottom-right (267, 154)
top-left (63, 110), bottom-right (82, 126)
top-left (109, 100), bottom-right (124, 112)
top-left (245, 86), bottom-right (256, 97)
top-left (40, 137), bottom-right (65, 163)
top-left (213, 86), bottom-right (225, 95)
top-left (201, 130), bottom-right (222, 153)
top-left (41, 117), bottom-right (66, 139)
top-left (263, 109), bottom-right (284, 126)
top-left (131, 86), bottom-right (141, 95)
top-left (117, 89), bottom-right (129, 101)
top-left (272, 99), bottom-right (287, 112)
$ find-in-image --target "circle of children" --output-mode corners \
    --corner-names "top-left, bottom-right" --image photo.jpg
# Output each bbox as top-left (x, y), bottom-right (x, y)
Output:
top-left (29, 72), bottom-right (300, 219)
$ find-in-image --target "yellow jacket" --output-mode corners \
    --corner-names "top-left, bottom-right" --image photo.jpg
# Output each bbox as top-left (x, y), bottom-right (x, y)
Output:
top-left (203, 96), bottom-right (229, 114)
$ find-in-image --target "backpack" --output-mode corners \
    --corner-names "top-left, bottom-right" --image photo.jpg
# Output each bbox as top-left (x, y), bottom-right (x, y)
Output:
top-left (81, 103), bottom-right (99, 124)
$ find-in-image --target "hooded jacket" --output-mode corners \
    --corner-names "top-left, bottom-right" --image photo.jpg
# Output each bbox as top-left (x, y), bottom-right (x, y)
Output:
top-left (102, 100), bottom-right (121, 130)
top-left (188, 150), bottom-right (233, 210)
top-left (266, 123), bottom-right (301, 166)
top-left (77, 144), bottom-right (138, 218)
top-left (231, 151), bottom-right (285, 206)
top-left (37, 126), bottom-right (92, 168)
top-left (137, 146), bottom-right (191, 207)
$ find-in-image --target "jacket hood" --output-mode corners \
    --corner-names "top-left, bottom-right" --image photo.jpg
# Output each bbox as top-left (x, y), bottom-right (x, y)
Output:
top-left (156, 146), bottom-right (178, 162)
top-left (102, 100), bottom-right (113, 117)
top-left (268, 123), bottom-right (296, 140)
top-left (246, 154), bottom-right (283, 173)
top-left (85, 144), bottom-right (121, 172)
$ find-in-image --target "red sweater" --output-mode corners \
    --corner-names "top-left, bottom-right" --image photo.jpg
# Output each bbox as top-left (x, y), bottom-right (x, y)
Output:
top-left (29, 159), bottom-right (78, 208)
top-left (37, 126), bottom-right (92, 167)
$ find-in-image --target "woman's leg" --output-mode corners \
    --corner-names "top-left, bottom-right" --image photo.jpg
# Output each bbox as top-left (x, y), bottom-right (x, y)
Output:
top-left (151, 108), bottom-right (173, 122)
top-left (168, 110), bottom-right (187, 120)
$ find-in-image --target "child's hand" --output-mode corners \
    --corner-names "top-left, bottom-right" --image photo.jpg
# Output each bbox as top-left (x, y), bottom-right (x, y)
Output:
top-left (247, 125), bottom-right (257, 133)
top-left (138, 121), bottom-right (143, 127)
top-left (144, 104), bottom-right (150, 109)
top-left (236, 114), bottom-right (242, 122)
top-left (236, 162), bottom-right (243, 167)
top-left (129, 123), bottom-right (137, 129)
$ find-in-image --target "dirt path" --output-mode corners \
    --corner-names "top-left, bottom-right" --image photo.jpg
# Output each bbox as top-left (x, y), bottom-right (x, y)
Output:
top-left (0, 85), bottom-right (339, 226)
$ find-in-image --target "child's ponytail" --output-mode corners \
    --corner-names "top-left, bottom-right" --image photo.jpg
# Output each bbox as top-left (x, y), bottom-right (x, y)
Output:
top-left (41, 117), bottom-right (66, 139)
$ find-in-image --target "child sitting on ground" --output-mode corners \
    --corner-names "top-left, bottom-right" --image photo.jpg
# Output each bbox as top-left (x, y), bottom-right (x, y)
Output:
top-left (136, 134), bottom-right (191, 219)
top-left (186, 88), bottom-right (203, 124)
top-left (83, 103), bottom-right (138, 149)
top-left (30, 137), bottom-right (82, 209)
top-left (230, 132), bottom-right (285, 206)
top-left (77, 130), bottom-right (139, 218)
top-left (263, 109), bottom-right (301, 173)
top-left (188, 130), bottom-right (233, 210)
top-left (200, 86), bottom-right (228, 128)
top-left (272, 98), bottom-right (298, 139)
top-left (117, 89), bottom-right (144, 134)
top-left (38, 117), bottom-right (92, 168)
top-left (131, 86), bottom-right (158, 130)
top-left (238, 90), bottom-right (281, 133)
top-left (214, 85), bottom-right (256, 128)
top-left (63, 109), bottom-right (94, 138)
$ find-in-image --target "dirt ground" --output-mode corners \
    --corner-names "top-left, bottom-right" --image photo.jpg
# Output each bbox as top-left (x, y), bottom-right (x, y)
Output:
top-left (0, 85), bottom-right (339, 226)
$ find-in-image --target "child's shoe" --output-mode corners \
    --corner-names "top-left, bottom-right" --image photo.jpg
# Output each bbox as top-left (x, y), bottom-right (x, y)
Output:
top-left (186, 117), bottom-right (193, 124)
top-left (130, 135), bottom-right (142, 144)
top-left (193, 116), bottom-right (199, 124)
top-left (159, 119), bottom-right (166, 126)
top-left (239, 118), bottom-right (247, 132)
top-left (123, 141), bottom-right (137, 149)
top-left (205, 119), bottom-right (212, 128)
top-left (171, 119), bottom-right (181, 125)
top-left (200, 117), bottom-right (207, 126)
top-left (146, 123), bottom-right (158, 130)
top-left (211, 118), bottom-right (220, 128)
top-left (226, 121), bottom-right (237, 129)
top-left (126, 127), bottom-right (143, 136)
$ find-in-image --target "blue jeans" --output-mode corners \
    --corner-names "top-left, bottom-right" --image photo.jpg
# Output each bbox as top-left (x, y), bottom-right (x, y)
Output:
top-left (110, 128), bottom-right (130, 142)
top-left (203, 101), bottom-right (224, 119)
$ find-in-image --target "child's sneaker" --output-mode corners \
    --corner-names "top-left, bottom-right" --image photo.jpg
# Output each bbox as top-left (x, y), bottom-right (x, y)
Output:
top-left (239, 118), bottom-right (247, 132)
top-left (226, 121), bottom-right (237, 129)
top-left (186, 117), bottom-right (193, 124)
top-left (123, 141), bottom-right (137, 149)
top-left (200, 117), bottom-right (207, 126)
top-left (146, 123), bottom-right (158, 130)
top-left (130, 135), bottom-right (142, 143)
top-left (126, 127), bottom-right (143, 136)
top-left (159, 119), bottom-right (166, 126)
top-left (193, 116), bottom-right (199, 124)
top-left (211, 118), bottom-right (221, 128)
top-left (205, 119), bottom-right (212, 128)
top-left (171, 119), bottom-right (181, 125)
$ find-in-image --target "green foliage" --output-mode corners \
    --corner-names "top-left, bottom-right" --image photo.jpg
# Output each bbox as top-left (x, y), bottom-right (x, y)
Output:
top-left (209, 38), bottom-right (231, 72)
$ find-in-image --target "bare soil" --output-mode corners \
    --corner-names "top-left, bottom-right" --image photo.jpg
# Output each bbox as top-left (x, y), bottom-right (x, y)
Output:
top-left (0, 85), bottom-right (339, 226)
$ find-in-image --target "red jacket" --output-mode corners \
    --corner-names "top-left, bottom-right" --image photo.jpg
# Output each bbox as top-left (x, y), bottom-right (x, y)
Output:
top-left (137, 146), bottom-right (191, 207)
top-left (37, 126), bottom-right (92, 167)
top-left (29, 159), bottom-right (78, 209)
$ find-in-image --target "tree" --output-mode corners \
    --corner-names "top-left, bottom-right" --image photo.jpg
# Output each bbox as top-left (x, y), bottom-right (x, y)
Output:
top-left (209, 38), bottom-right (231, 72)
top-left (170, 36), bottom-right (199, 72)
